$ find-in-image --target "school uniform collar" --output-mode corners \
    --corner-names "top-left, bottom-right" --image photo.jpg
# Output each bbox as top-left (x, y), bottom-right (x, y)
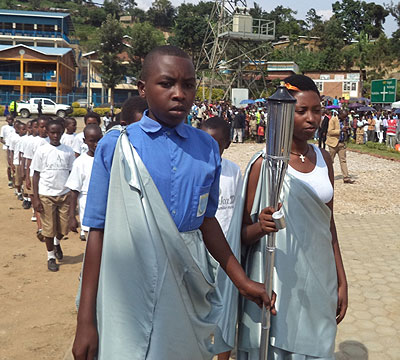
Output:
top-left (139, 110), bottom-right (188, 138)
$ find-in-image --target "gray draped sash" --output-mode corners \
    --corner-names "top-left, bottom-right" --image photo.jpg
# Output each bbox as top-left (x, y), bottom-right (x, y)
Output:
top-left (93, 130), bottom-right (224, 359)
top-left (237, 152), bottom-right (338, 359)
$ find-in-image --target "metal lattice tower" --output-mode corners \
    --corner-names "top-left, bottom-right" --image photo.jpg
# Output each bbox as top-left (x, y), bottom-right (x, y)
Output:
top-left (197, 0), bottom-right (275, 101)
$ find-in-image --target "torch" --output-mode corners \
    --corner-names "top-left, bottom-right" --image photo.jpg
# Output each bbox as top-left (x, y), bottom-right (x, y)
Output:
top-left (259, 83), bottom-right (296, 360)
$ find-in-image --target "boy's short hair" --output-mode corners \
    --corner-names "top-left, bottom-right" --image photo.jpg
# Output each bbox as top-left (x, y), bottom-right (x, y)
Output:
top-left (121, 96), bottom-right (148, 124)
top-left (37, 115), bottom-right (52, 123)
top-left (140, 45), bottom-right (192, 81)
top-left (84, 123), bottom-right (103, 137)
top-left (46, 118), bottom-right (65, 131)
top-left (201, 117), bottom-right (231, 143)
top-left (106, 120), bottom-right (120, 131)
top-left (84, 111), bottom-right (101, 124)
top-left (65, 117), bottom-right (77, 125)
top-left (31, 118), bottom-right (38, 125)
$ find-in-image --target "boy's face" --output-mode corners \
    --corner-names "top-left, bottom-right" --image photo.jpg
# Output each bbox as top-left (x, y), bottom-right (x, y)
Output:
top-left (19, 124), bottom-right (27, 137)
top-left (66, 120), bottom-right (77, 134)
top-left (38, 120), bottom-right (47, 138)
top-left (47, 124), bottom-right (63, 146)
top-left (138, 55), bottom-right (196, 127)
top-left (85, 117), bottom-right (99, 126)
top-left (6, 117), bottom-right (14, 126)
top-left (202, 127), bottom-right (230, 157)
top-left (83, 130), bottom-right (102, 153)
top-left (31, 122), bottom-right (39, 136)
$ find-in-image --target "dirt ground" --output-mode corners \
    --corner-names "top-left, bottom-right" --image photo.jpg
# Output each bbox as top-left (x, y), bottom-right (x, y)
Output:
top-left (0, 117), bottom-right (399, 360)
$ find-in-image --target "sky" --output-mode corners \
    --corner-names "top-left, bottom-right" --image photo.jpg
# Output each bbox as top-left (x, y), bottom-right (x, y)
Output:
top-left (134, 0), bottom-right (398, 37)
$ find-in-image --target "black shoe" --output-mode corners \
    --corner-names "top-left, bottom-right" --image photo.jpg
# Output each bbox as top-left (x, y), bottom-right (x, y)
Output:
top-left (36, 230), bottom-right (45, 242)
top-left (47, 258), bottom-right (59, 272)
top-left (17, 193), bottom-right (23, 201)
top-left (54, 244), bottom-right (63, 260)
top-left (23, 200), bottom-right (31, 209)
top-left (80, 234), bottom-right (86, 241)
top-left (343, 178), bottom-right (355, 184)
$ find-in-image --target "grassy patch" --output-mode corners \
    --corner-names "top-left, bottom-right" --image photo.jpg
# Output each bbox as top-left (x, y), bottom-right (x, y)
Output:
top-left (345, 141), bottom-right (400, 161)
top-left (310, 140), bottom-right (400, 160)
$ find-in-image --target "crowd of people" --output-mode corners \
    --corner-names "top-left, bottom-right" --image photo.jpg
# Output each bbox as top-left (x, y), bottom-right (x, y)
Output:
top-left (1, 45), bottom-right (350, 360)
top-left (0, 95), bottom-right (148, 272)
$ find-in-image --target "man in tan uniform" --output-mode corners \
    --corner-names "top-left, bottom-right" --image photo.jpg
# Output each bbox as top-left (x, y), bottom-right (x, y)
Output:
top-left (326, 110), bottom-right (355, 184)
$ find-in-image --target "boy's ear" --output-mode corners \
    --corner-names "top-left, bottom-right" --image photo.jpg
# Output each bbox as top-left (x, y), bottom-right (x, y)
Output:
top-left (137, 80), bottom-right (146, 98)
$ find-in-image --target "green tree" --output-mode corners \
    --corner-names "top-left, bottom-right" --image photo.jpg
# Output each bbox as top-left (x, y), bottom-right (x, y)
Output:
top-left (168, 3), bottom-right (210, 63)
top-left (87, 7), bottom-right (106, 27)
top-left (125, 21), bottom-right (165, 78)
top-left (103, 0), bottom-right (122, 19)
top-left (147, 0), bottom-right (176, 29)
top-left (97, 15), bottom-right (125, 105)
top-left (332, 0), bottom-right (389, 41)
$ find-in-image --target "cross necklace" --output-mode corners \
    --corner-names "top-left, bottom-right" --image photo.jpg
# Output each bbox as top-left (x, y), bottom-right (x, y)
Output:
top-left (291, 145), bottom-right (310, 163)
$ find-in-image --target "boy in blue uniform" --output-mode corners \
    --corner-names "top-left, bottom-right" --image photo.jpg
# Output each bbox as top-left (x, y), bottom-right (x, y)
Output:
top-left (73, 46), bottom-right (271, 360)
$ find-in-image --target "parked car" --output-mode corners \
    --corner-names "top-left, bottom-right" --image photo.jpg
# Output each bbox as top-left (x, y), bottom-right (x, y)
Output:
top-left (17, 98), bottom-right (72, 118)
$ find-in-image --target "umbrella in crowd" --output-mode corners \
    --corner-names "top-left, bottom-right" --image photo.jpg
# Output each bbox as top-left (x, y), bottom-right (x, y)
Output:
top-left (350, 97), bottom-right (371, 104)
top-left (348, 102), bottom-right (363, 109)
top-left (393, 108), bottom-right (400, 114)
top-left (240, 99), bottom-right (255, 105)
top-left (358, 106), bottom-right (376, 112)
top-left (326, 105), bottom-right (341, 109)
top-left (255, 98), bottom-right (266, 102)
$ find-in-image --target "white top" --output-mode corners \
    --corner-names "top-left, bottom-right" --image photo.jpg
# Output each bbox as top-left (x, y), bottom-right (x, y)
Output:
top-left (215, 158), bottom-right (242, 236)
top-left (65, 152), bottom-right (94, 195)
top-left (31, 143), bottom-right (75, 196)
top-left (19, 135), bottom-right (34, 167)
top-left (287, 144), bottom-right (333, 204)
top-left (6, 131), bottom-right (18, 150)
top-left (24, 136), bottom-right (49, 160)
top-left (9, 133), bottom-right (24, 165)
top-left (1, 124), bottom-right (15, 150)
top-left (72, 132), bottom-right (88, 155)
top-left (61, 133), bottom-right (76, 149)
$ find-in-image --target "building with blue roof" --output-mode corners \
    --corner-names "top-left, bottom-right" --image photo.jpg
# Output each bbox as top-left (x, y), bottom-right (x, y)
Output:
top-left (0, 9), bottom-right (76, 102)
top-left (0, 9), bottom-right (73, 47)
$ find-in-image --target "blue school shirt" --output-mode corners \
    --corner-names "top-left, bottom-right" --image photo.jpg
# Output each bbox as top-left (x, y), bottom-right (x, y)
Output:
top-left (83, 112), bottom-right (221, 232)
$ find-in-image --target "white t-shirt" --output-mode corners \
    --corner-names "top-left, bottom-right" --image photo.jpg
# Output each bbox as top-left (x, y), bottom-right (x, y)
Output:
top-left (9, 133), bottom-right (24, 166)
top-left (61, 133), bottom-right (76, 149)
top-left (1, 125), bottom-right (15, 150)
top-left (65, 152), bottom-right (94, 195)
top-left (6, 131), bottom-right (18, 150)
top-left (31, 143), bottom-right (75, 196)
top-left (72, 132), bottom-right (88, 155)
top-left (18, 135), bottom-right (33, 167)
top-left (24, 136), bottom-right (49, 160)
top-left (215, 158), bottom-right (242, 236)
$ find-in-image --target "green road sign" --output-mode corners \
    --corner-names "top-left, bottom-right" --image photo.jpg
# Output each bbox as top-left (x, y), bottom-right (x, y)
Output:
top-left (371, 79), bottom-right (397, 103)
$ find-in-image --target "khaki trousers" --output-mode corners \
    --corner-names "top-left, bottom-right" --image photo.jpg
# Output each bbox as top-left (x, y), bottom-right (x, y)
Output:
top-left (328, 142), bottom-right (350, 180)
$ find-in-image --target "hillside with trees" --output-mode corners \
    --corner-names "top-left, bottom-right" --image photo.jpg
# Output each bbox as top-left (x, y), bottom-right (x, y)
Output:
top-left (2, 0), bottom-right (400, 96)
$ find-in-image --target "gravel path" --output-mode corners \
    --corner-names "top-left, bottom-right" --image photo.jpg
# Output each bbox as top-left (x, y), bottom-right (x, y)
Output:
top-left (224, 143), bottom-right (400, 215)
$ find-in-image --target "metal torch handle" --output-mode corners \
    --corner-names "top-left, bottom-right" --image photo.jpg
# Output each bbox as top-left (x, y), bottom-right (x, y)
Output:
top-left (259, 232), bottom-right (276, 360)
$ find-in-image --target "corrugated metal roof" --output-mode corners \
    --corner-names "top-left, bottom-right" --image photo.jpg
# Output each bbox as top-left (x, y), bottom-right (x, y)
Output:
top-left (0, 44), bottom-right (72, 56)
top-left (0, 9), bottom-right (70, 18)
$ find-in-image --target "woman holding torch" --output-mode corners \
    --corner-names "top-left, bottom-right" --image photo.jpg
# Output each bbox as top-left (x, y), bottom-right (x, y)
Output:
top-left (237, 74), bottom-right (348, 360)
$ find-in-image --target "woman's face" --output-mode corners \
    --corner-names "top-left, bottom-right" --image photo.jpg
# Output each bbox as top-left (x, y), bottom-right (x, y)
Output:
top-left (293, 90), bottom-right (322, 141)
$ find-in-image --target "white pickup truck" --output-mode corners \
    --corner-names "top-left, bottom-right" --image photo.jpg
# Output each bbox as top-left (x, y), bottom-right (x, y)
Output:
top-left (17, 98), bottom-right (72, 118)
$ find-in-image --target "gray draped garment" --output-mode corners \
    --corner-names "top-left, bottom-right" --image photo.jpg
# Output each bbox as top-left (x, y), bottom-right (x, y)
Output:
top-left (234, 151), bottom-right (338, 360)
top-left (85, 130), bottom-right (227, 359)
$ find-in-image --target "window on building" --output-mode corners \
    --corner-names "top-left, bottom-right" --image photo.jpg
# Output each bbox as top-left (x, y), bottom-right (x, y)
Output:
top-left (343, 81), bottom-right (357, 92)
top-left (314, 81), bottom-right (323, 92)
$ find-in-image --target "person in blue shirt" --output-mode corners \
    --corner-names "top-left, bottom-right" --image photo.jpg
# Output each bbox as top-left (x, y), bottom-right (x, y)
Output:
top-left (72, 45), bottom-right (273, 360)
